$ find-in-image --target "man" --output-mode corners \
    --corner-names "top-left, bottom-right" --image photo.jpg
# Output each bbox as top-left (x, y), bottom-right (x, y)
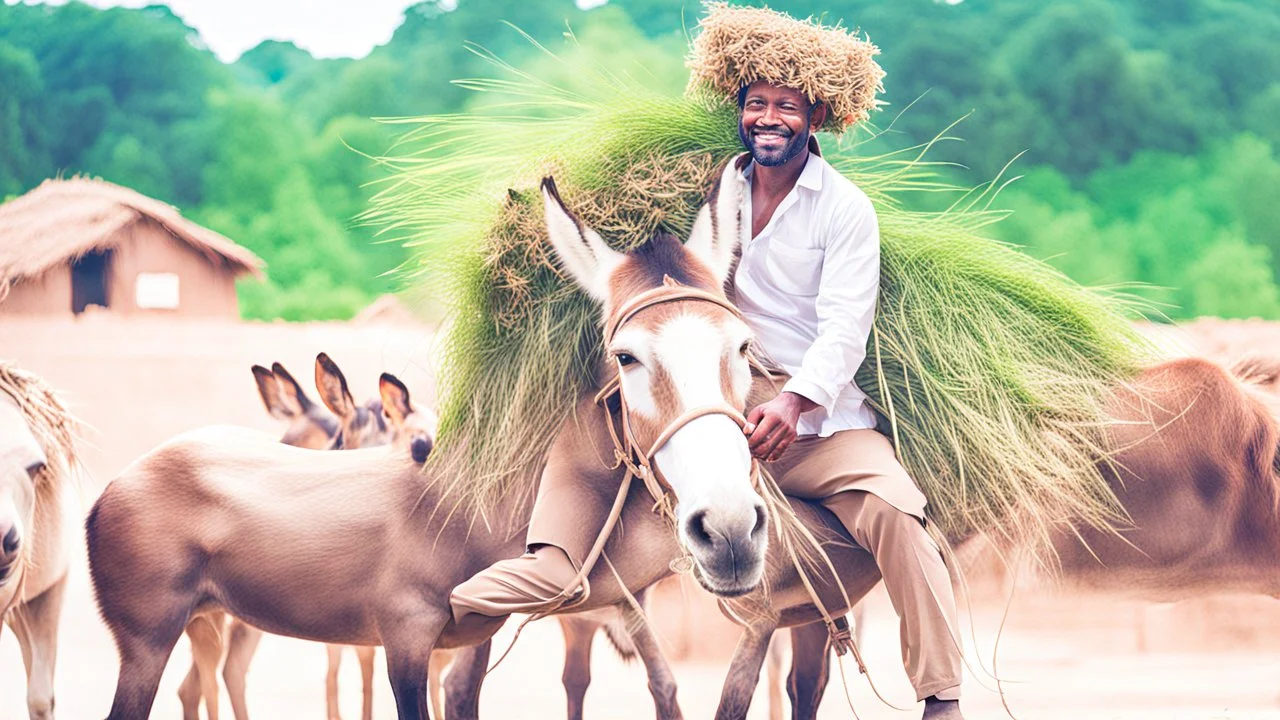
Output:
top-left (732, 78), bottom-right (965, 719)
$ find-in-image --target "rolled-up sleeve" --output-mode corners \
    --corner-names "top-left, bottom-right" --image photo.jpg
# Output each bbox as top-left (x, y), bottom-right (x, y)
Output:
top-left (781, 195), bottom-right (879, 412)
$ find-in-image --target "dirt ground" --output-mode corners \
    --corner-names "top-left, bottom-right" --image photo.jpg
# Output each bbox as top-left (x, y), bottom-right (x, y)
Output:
top-left (3, 315), bottom-right (1280, 719)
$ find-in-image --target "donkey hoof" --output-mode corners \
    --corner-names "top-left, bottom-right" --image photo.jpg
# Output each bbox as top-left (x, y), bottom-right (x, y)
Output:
top-left (922, 697), bottom-right (964, 720)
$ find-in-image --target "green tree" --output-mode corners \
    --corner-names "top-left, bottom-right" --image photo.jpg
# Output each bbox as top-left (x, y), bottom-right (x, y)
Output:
top-left (1183, 232), bottom-right (1280, 319)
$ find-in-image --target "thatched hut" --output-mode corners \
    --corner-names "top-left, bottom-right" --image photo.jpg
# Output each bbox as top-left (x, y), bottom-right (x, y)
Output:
top-left (0, 178), bottom-right (263, 318)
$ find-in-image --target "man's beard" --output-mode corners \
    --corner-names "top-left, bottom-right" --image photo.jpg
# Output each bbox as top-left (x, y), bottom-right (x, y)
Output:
top-left (739, 120), bottom-right (811, 167)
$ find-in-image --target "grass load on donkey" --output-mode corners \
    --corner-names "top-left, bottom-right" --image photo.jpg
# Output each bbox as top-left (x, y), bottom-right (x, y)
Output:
top-left (364, 4), bottom-right (1156, 561)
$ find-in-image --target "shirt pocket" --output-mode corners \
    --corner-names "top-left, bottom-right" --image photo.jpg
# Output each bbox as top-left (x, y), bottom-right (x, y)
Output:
top-left (763, 241), bottom-right (824, 297)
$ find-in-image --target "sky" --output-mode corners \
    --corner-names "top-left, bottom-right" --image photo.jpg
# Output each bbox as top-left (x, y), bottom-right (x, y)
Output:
top-left (6, 0), bottom-right (606, 62)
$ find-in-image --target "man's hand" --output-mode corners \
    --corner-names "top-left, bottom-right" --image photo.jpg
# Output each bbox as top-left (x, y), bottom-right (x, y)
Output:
top-left (744, 391), bottom-right (819, 462)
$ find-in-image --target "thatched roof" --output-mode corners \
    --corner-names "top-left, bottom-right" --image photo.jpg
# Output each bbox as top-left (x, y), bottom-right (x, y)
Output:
top-left (0, 177), bottom-right (264, 285)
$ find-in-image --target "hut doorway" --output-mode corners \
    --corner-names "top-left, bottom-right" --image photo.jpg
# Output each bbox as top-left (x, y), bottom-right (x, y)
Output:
top-left (71, 249), bottom-right (111, 313)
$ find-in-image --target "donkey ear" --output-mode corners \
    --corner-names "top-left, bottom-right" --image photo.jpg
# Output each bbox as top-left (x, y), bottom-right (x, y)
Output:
top-left (314, 353), bottom-right (356, 420)
top-left (252, 364), bottom-right (294, 420)
top-left (378, 372), bottom-right (413, 429)
top-left (270, 362), bottom-right (313, 415)
top-left (684, 158), bottom-right (747, 288)
top-left (541, 177), bottom-right (624, 303)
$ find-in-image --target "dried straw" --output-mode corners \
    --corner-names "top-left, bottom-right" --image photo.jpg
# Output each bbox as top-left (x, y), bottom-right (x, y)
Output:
top-left (0, 362), bottom-right (81, 489)
top-left (365, 32), bottom-right (1155, 560)
top-left (686, 3), bottom-right (885, 133)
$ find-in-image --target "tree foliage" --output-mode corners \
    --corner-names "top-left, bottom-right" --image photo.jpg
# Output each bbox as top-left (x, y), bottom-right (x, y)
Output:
top-left (0, 0), bottom-right (1276, 319)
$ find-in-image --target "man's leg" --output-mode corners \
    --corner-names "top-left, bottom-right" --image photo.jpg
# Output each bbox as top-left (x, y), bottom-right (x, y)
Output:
top-left (450, 402), bottom-right (619, 624)
top-left (450, 544), bottom-right (580, 622)
top-left (823, 490), bottom-right (962, 708)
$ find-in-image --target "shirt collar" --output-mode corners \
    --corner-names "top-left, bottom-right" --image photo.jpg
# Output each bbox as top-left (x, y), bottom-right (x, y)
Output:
top-left (796, 151), bottom-right (824, 192)
top-left (739, 151), bottom-right (825, 193)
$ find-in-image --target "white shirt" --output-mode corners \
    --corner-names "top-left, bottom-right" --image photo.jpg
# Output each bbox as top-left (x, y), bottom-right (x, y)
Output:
top-left (732, 151), bottom-right (881, 437)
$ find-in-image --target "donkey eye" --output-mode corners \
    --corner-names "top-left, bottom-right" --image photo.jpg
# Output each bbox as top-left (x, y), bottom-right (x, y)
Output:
top-left (614, 352), bottom-right (638, 367)
top-left (739, 341), bottom-right (751, 355)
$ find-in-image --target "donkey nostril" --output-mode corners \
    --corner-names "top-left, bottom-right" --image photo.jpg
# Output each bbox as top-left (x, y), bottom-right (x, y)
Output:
top-left (411, 437), bottom-right (432, 464)
top-left (752, 505), bottom-right (768, 538)
top-left (686, 510), bottom-right (714, 549)
top-left (2, 527), bottom-right (18, 555)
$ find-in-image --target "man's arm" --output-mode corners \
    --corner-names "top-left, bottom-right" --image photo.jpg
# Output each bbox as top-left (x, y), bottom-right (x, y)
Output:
top-left (784, 193), bottom-right (879, 410)
top-left (746, 193), bottom-right (880, 460)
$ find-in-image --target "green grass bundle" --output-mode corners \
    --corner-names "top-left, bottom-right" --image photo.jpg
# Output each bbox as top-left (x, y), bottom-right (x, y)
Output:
top-left (365, 47), bottom-right (1155, 556)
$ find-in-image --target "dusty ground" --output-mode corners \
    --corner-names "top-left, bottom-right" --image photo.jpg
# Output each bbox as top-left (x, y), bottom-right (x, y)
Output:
top-left (3, 316), bottom-right (1280, 718)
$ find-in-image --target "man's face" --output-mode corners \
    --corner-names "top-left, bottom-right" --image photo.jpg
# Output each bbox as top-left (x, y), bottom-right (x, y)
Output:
top-left (738, 82), bottom-right (823, 167)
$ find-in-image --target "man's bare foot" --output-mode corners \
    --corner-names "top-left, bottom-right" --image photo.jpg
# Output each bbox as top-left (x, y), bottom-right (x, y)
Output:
top-left (922, 696), bottom-right (964, 719)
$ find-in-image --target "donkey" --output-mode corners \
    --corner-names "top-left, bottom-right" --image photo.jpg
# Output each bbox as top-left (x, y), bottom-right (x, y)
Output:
top-left (0, 363), bottom-right (80, 720)
top-left (181, 357), bottom-right (657, 720)
top-left (754, 356), bottom-right (1280, 720)
top-left (176, 356), bottom-right (420, 720)
top-left (87, 161), bottom-right (804, 719)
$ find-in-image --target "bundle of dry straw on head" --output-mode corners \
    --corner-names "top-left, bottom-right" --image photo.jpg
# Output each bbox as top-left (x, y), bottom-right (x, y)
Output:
top-left (687, 3), bottom-right (885, 133)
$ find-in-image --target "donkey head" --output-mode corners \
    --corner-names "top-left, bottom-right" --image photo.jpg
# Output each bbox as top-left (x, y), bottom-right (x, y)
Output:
top-left (378, 373), bottom-right (437, 464)
top-left (0, 392), bottom-right (43, 594)
top-left (540, 158), bottom-right (768, 596)
top-left (0, 394), bottom-right (45, 594)
top-left (252, 363), bottom-right (339, 450)
top-left (314, 353), bottom-right (391, 451)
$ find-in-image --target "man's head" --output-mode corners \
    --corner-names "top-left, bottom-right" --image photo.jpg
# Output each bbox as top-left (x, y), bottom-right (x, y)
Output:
top-left (689, 5), bottom-right (884, 136)
top-left (737, 81), bottom-right (828, 167)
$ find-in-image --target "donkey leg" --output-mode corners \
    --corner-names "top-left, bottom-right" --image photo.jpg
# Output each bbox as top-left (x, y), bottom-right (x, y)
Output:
top-left (786, 623), bottom-right (832, 720)
top-left (618, 596), bottom-right (683, 720)
top-left (9, 573), bottom-right (66, 720)
top-left (184, 614), bottom-right (226, 720)
top-left (325, 644), bottom-right (344, 720)
top-left (427, 649), bottom-right (449, 720)
top-left (383, 611), bottom-right (449, 720)
top-left (177, 660), bottom-right (202, 720)
top-left (764, 635), bottom-right (786, 720)
top-left (559, 616), bottom-right (596, 720)
top-left (714, 622), bottom-right (776, 720)
top-left (222, 622), bottom-right (264, 720)
top-left (441, 641), bottom-right (492, 720)
top-left (106, 625), bottom-right (187, 720)
top-left (355, 646), bottom-right (377, 720)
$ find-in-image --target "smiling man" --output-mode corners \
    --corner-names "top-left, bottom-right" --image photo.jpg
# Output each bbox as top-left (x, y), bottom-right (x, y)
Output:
top-left (730, 78), bottom-right (964, 719)
top-left (688, 5), bottom-right (966, 718)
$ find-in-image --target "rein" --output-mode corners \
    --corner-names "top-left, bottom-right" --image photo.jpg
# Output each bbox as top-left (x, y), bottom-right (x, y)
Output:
top-left (494, 281), bottom-right (856, 668)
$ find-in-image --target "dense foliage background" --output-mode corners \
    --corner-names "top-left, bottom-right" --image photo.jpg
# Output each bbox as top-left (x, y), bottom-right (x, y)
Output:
top-left (1, 0), bottom-right (1277, 320)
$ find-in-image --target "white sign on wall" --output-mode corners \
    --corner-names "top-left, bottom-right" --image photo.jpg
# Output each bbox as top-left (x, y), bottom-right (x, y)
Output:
top-left (135, 273), bottom-right (180, 310)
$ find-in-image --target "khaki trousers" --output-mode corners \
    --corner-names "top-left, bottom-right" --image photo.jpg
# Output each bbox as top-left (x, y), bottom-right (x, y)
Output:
top-left (766, 429), bottom-right (961, 701)
top-left (451, 399), bottom-right (612, 623)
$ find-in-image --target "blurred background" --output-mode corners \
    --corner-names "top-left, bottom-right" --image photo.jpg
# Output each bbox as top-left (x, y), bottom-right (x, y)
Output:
top-left (2, 0), bottom-right (1278, 321)
top-left (2, 1), bottom-right (1280, 718)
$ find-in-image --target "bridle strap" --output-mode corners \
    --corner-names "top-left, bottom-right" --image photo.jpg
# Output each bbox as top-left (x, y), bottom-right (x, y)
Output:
top-left (604, 283), bottom-right (748, 345)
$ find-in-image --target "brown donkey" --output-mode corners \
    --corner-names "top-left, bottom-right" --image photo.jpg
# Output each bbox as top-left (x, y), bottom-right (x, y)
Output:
top-left (176, 356), bottom-right (412, 720)
top-left (87, 162), bottom-right (800, 719)
top-left (756, 356), bottom-right (1280, 720)
top-left (177, 357), bottom-right (659, 720)
top-left (0, 363), bottom-right (80, 720)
